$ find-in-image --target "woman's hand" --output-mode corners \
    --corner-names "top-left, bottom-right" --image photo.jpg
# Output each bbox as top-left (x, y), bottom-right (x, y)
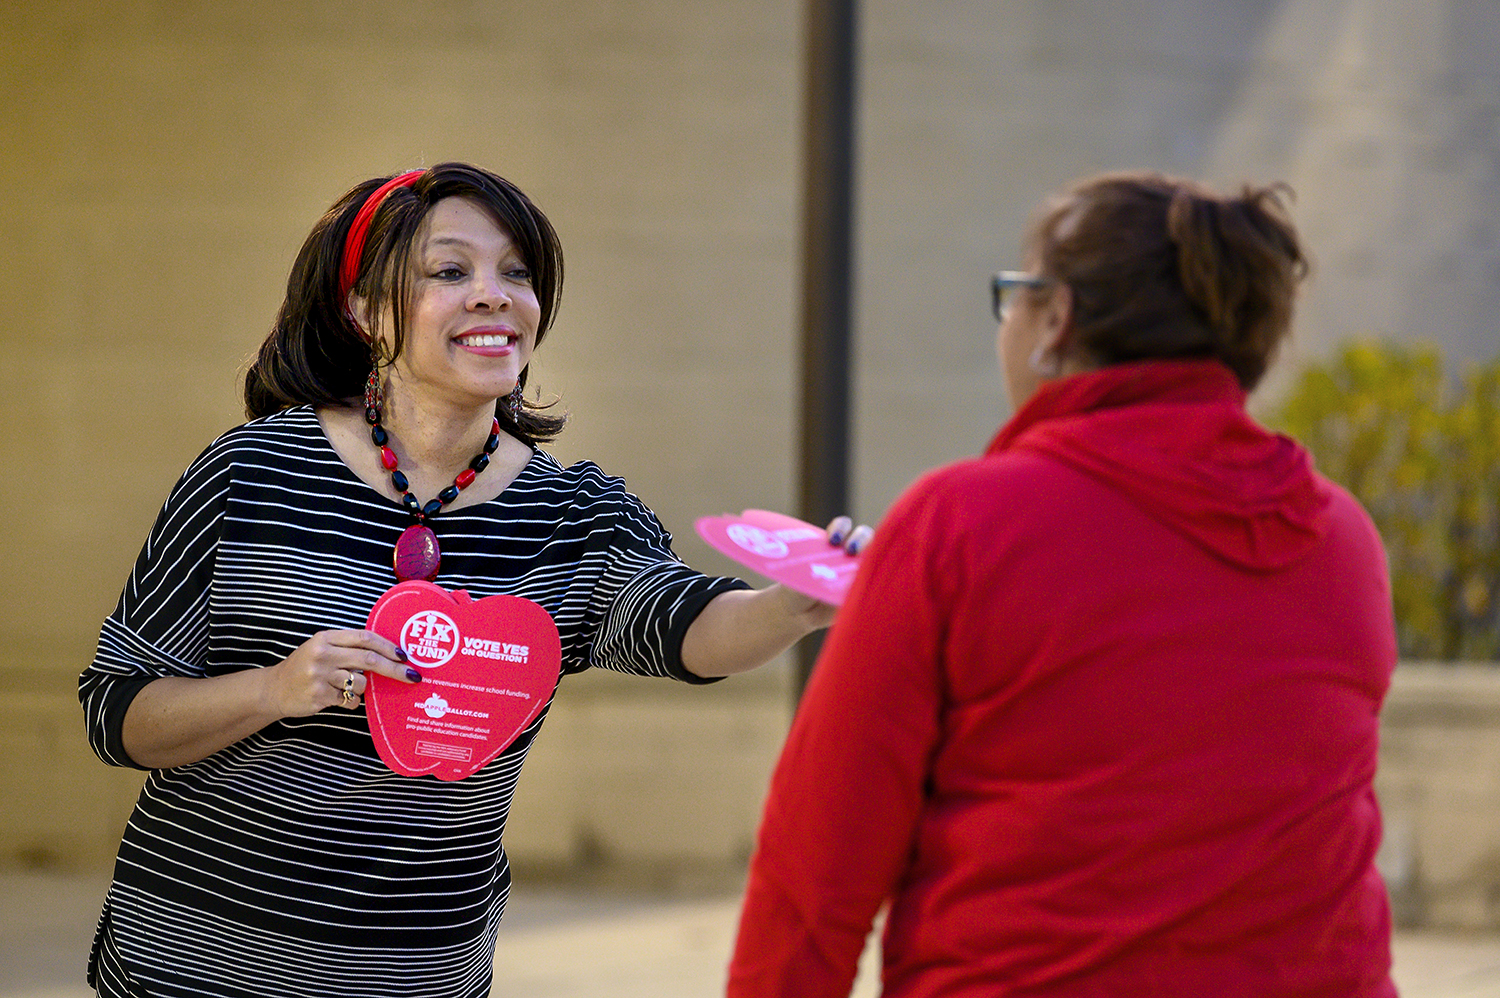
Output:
top-left (263, 629), bottom-right (422, 716)
top-left (774, 515), bottom-right (875, 628)
top-left (681, 514), bottom-right (873, 677)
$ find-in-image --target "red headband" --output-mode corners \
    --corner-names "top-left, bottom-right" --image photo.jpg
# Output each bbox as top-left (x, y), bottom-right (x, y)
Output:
top-left (338, 169), bottom-right (425, 305)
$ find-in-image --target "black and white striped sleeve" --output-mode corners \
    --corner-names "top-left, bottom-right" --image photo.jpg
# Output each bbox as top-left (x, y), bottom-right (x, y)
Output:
top-left (78, 435), bottom-right (233, 768)
top-left (587, 494), bottom-right (749, 684)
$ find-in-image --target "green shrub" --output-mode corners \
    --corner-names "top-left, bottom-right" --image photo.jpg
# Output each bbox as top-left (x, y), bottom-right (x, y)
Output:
top-left (1272, 341), bottom-right (1500, 661)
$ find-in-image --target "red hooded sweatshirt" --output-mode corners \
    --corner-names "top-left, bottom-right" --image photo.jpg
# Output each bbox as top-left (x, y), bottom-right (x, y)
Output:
top-left (729, 360), bottom-right (1397, 998)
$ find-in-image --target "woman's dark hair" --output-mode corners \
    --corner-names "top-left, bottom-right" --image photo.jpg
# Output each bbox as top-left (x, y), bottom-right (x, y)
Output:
top-left (1028, 171), bottom-right (1308, 390)
top-left (244, 162), bottom-right (566, 443)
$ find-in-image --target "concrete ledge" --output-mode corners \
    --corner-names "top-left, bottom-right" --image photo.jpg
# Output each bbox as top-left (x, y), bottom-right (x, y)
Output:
top-left (1380, 663), bottom-right (1500, 723)
top-left (1377, 663), bottom-right (1500, 930)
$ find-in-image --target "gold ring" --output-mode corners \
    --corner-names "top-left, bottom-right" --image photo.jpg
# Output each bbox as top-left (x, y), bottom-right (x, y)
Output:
top-left (341, 689), bottom-right (355, 707)
top-left (342, 674), bottom-right (355, 693)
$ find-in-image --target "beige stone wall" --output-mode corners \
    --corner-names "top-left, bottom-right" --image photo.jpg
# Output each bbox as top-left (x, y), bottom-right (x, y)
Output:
top-left (0, 0), bottom-right (807, 867)
top-left (503, 666), bottom-right (791, 883)
top-left (2, 0), bottom-right (1496, 879)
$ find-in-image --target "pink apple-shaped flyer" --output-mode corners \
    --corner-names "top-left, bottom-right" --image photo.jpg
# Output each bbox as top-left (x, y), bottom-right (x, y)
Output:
top-left (695, 509), bottom-right (862, 606)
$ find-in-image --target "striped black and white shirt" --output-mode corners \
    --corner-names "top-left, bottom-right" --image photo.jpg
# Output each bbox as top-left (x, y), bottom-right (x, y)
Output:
top-left (78, 406), bottom-right (747, 998)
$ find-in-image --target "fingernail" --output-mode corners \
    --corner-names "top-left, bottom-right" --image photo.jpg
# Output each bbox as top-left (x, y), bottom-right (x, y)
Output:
top-left (829, 530), bottom-right (845, 546)
top-left (405, 667), bottom-right (423, 683)
top-left (395, 648), bottom-right (409, 662)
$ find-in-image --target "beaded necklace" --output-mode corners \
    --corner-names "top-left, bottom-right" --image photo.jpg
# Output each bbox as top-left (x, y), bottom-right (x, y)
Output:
top-left (363, 373), bottom-right (500, 581)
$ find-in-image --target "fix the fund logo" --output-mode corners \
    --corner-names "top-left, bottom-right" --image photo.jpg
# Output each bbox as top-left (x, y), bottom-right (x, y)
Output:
top-left (401, 610), bottom-right (460, 668)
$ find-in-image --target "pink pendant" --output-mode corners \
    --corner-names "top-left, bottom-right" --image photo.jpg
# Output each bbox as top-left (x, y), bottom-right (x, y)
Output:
top-left (393, 524), bottom-right (441, 581)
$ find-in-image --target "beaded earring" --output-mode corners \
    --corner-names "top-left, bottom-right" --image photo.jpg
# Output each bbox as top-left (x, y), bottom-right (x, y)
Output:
top-left (362, 365), bottom-right (384, 423)
top-left (507, 382), bottom-right (523, 420)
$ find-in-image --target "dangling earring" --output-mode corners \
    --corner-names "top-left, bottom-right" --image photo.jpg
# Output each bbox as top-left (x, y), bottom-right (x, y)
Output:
top-left (363, 365), bottom-right (384, 423)
top-left (1028, 343), bottom-right (1062, 378)
top-left (507, 382), bottom-right (523, 420)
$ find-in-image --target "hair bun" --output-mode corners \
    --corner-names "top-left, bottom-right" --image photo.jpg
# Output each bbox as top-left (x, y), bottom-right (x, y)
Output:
top-left (1166, 182), bottom-right (1306, 380)
top-left (1027, 172), bottom-right (1307, 390)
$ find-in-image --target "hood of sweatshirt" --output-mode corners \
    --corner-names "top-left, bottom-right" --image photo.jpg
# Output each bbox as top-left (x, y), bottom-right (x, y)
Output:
top-left (987, 359), bottom-right (1331, 571)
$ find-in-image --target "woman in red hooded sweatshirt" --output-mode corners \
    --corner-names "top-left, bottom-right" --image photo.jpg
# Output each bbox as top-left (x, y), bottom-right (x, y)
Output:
top-left (727, 172), bottom-right (1397, 998)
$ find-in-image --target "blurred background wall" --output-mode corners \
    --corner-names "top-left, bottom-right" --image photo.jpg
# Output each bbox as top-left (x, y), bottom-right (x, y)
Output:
top-left (1, 0), bottom-right (1497, 913)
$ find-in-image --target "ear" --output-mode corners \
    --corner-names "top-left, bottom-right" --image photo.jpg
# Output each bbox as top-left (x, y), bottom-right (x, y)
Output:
top-left (346, 291), bottom-right (372, 336)
top-left (347, 292), bottom-right (394, 360)
top-left (1039, 282), bottom-right (1074, 356)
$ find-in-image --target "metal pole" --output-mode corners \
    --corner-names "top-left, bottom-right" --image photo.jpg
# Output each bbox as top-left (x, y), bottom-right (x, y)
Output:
top-left (794, 0), bottom-right (859, 702)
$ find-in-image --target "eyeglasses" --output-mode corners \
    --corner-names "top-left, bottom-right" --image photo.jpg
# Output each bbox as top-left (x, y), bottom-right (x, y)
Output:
top-left (990, 271), bottom-right (1052, 322)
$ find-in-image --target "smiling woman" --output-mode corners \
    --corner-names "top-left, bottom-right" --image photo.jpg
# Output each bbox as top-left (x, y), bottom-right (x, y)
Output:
top-left (76, 162), bottom-right (866, 998)
top-left (368, 198), bottom-right (542, 415)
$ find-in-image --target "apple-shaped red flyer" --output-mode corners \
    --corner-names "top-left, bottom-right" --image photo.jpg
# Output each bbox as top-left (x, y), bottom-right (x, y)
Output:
top-left (364, 580), bottom-right (561, 780)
